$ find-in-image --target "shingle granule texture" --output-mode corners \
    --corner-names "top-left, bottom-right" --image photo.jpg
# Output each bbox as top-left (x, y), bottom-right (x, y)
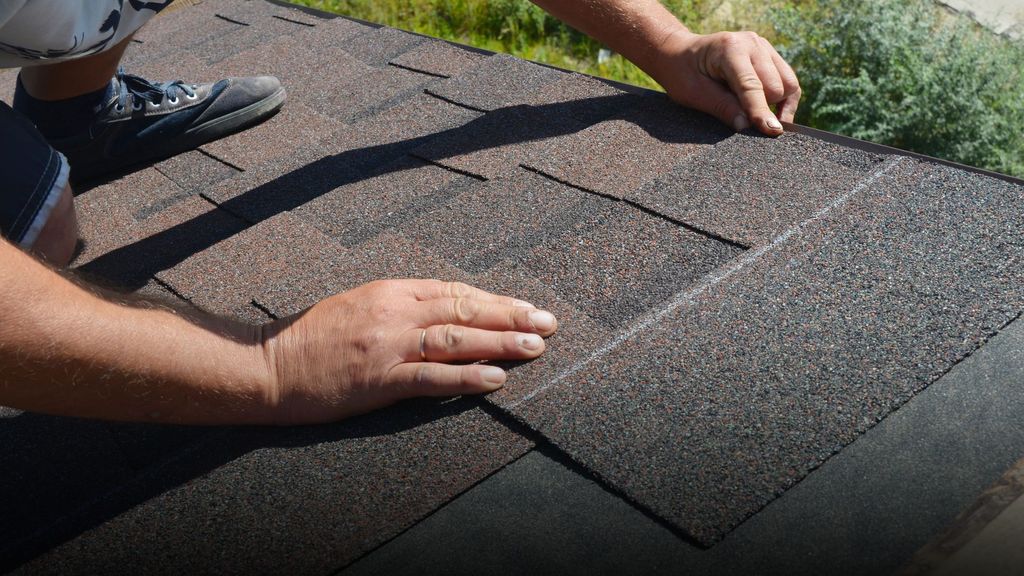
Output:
top-left (185, 9), bottom-right (319, 66)
top-left (411, 105), bottom-right (580, 179)
top-left (13, 2), bottom-right (1024, 570)
top-left (72, 169), bottom-right (192, 265)
top-left (0, 415), bottom-right (133, 569)
top-left (523, 103), bottom-right (732, 199)
top-left (506, 158), bottom-right (1024, 545)
top-left (524, 72), bottom-right (636, 124)
top-left (389, 40), bottom-right (487, 78)
top-left (291, 156), bottom-right (478, 247)
top-left (74, 185), bottom-right (248, 291)
top-left (154, 150), bottom-right (240, 193)
top-left (519, 203), bottom-right (745, 328)
top-left (412, 74), bottom-right (627, 179)
top-left (426, 53), bottom-right (564, 111)
top-left (121, 3), bottom-right (244, 68)
top-left (16, 402), bottom-right (532, 576)
top-left (254, 231), bottom-right (471, 319)
top-left (628, 131), bottom-right (887, 246)
top-left (199, 101), bottom-right (344, 171)
top-left (397, 170), bottom-right (608, 273)
top-left (343, 26), bottom-right (429, 67)
top-left (467, 270), bottom-right (615, 408)
top-left (156, 212), bottom-right (344, 323)
top-left (204, 94), bottom-right (480, 223)
top-left (0, 68), bottom-right (17, 101)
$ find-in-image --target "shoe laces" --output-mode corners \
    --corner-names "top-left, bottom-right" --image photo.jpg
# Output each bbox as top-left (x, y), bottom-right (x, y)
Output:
top-left (114, 67), bottom-right (197, 111)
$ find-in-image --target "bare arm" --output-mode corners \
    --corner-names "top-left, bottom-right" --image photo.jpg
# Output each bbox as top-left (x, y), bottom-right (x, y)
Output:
top-left (0, 238), bottom-right (272, 423)
top-left (0, 238), bottom-right (557, 425)
top-left (531, 0), bottom-right (801, 135)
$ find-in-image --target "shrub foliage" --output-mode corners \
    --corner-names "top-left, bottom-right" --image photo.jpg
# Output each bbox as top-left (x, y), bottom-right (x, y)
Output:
top-left (774, 0), bottom-right (1024, 176)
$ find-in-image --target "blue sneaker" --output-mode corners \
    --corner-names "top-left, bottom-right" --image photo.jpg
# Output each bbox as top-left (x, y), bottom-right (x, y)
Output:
top-left (23, 68), bottom-right (286, 184)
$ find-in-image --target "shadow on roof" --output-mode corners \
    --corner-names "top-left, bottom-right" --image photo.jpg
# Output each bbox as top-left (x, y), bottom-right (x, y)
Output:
top-left (74, 94), bottom-right (726, 291)
top-left (0, 396), bottom-right (479, 572)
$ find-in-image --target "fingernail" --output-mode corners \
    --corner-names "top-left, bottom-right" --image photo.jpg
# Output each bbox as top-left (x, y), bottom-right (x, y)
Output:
top-left (733, 114), bottom-right (750, 132)
top-left (518, 333), bottom-right (543, 351)
top-left (766, 114), bottom-right (782, 130)
top-left (512, 299), bottom-right (535, 308)
top-left (480, 366), bottom-right (506, 386)
top-left (529, 310), bottom-right (556, 331)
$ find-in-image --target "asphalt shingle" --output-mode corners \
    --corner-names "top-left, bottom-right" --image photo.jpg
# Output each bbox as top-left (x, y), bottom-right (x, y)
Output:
top-left (156, 211), bottom-right (344, 323)
top-left (0, 414), bottom-right (134, 571)
top-left (255, 230), bottom-right (471, 319)
top-left (0, 68), bottom-right (16, 102)
top-left (188, 7), bottom-right (321, 65)
top-left (397, 169), bottom-right (606, 273)
top-left (524, 72), bottom-right (636, 124)
top-left (17, 402), bottom-right (532, 575)
top-left (9, 2), bottom-right (1024, 571)
top-left (154, 150), bottom-right (241, 193)
top-left (627, 132), bottom-right (887, 246)
top-left (410, 105), bottom-right (569, 179)
top-left (123, 4), bottom-right (246, 68)
top-left (426, 53), bottom-right (564, 111)
top-left (292, 156), bottom-right (476, 247)
top-left (467, 270), bottom-right (615, 408)
top-left (519, 203), bottom-right (745, 328)
top-left (73, 172), bottom-right (248, 291)
top-left (523, 103), bottom-right (731, 200)
top-left (344, 26), bottom-right (429, 67)
top-left (507, 158), bottom-right (1024, 545)
top-left (389, 40), bottom-right (487, 78)
top-left (198, 101), bottom-right (344, 172)
top-left (203, 93), bottom-right (480, 224)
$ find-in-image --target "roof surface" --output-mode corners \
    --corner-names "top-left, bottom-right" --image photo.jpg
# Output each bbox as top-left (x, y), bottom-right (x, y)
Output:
top-left (3, 1), bottom-right (1024, 574)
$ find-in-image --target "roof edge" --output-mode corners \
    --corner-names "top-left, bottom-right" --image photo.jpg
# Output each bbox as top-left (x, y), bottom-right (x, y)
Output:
top-left (267, 0), bottom-right (1024, 186)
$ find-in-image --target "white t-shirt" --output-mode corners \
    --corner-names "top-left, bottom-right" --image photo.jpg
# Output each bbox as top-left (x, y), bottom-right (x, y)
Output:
top-left (0, 1), bottom-right (170, 68)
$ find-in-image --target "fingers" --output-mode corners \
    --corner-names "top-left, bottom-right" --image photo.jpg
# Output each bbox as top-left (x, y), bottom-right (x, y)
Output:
top-left (386, 362), bottom-right (508, 398)
top-left (403, 325), bottom-right (546, 363)
top-left (719, 47), bottom-right (783, 136)
top-left (419, 297), bottom-right (558, 336)
top-left (404, 279), bottom-right (535, 309)
top-left (767, 45), bottom-right (801, 123)
top-left (684, 76), bottom-right (748, 133)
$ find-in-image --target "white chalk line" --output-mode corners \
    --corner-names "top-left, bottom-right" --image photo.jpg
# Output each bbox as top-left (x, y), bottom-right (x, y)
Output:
top-left (507, 156), bottom-right (906, 409)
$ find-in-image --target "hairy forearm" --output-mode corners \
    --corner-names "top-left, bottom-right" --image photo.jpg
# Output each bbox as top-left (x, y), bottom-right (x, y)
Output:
top-left (0, 239), bottom-right (272, 424)
top-left (529, 0), bottom-right (689, 81)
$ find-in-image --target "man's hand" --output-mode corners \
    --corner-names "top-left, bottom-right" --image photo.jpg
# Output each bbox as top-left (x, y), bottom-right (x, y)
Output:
top-left (0, 235), bottom-right (556, 425)
top-left (531, 0), bottom-right (801, 136)
top-left (650, 30), bottom-right (801, 135)
top-left (260, 279), bottom-right (557, 425)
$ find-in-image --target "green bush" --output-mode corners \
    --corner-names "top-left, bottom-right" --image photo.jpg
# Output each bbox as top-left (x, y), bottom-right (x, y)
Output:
top-left (774, 0), bottom-right (1024, 177)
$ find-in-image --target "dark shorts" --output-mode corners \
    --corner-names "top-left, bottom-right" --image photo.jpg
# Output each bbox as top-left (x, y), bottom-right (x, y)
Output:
top-left (0, 99), bottom-right (70, 247)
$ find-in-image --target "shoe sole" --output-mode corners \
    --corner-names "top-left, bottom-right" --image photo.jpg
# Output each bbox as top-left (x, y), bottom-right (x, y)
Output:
top-left (184, 85), bottom-right (287, 145)
top-left (70, 86), bottom-right (288, 185)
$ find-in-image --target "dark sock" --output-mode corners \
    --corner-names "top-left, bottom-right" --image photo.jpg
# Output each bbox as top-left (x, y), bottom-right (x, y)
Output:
top-left (12, 74), bottom-right (114, 140)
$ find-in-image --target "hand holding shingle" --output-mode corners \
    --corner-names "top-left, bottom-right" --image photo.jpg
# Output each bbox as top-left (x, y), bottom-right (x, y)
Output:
top-left (532, 0), bottom-right (800, 136)
top-left (650, 29), bottom-right (801, 134)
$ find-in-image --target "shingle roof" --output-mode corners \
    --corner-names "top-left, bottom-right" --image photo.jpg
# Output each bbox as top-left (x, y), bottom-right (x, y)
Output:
top-left (3, 0), bottom-right (1024, 573)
